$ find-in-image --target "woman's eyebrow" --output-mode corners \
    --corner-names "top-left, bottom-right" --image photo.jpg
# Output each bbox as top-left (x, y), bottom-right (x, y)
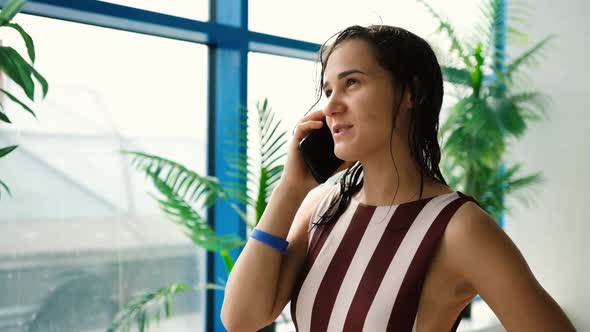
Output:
top-left (323, 69), bottom-right (368, 90)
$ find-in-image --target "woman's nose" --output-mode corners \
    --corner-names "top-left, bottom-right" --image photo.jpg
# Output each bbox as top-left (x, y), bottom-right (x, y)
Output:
top-left (322, 97), bottom-right (345, 117)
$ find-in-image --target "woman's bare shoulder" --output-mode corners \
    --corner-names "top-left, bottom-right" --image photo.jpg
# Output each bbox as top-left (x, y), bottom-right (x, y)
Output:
top-left (438, 201), bottom-right (576, 331)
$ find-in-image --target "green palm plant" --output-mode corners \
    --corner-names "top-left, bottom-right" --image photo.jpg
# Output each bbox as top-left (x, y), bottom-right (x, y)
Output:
top-left (0, 0), bottom-right (49, 198)
top-left (417, 0), bottom-right (552, 220)
top-left (109, 98), bottom-right (288, 332)
top-left (222, 98), bottom-right (287, 225)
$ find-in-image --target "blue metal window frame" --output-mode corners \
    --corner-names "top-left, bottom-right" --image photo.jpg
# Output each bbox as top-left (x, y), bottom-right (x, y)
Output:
top-left (0, 0), bottom-right (507, 329)
top-left (0, 1), bottom-right (320, 331)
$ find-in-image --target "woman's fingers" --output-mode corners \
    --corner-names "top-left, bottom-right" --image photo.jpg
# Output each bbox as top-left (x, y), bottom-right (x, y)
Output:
top-left (292, 118), bottom-right (324, 141)
top-left (293, 110), bottom-right (325, 132)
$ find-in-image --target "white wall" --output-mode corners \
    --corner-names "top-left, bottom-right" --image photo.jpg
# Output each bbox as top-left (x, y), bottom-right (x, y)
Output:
top-left (505, 0), bottom-right (590, 330)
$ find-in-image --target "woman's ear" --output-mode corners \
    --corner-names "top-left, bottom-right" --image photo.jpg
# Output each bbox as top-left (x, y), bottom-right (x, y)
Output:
top-left (407, 76), bottom-right (424, 110)
top-left (401, 85), bottom-right (414, 112)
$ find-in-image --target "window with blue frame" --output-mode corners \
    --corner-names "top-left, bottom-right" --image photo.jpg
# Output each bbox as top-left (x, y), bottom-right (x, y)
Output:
top-left (0, 6), bottom-right (208, 332)
top-left (0, 0), bottom-right (506, 331)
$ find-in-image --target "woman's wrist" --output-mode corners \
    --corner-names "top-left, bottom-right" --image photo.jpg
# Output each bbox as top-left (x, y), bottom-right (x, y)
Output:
top-left (250, 228), bottom-right (289, 254)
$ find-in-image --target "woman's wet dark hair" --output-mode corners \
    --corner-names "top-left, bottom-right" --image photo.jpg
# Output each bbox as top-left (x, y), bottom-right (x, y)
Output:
top-left (307, 24), bottom-right (448, 230)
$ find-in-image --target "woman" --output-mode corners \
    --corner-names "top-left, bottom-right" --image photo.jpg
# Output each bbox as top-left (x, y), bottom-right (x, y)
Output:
top-left (221, 25), bottom-right (576, 331)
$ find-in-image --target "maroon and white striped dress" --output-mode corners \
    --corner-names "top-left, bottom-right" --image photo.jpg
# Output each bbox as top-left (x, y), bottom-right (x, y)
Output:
top-left (290, 183), bottom-right (478, 332)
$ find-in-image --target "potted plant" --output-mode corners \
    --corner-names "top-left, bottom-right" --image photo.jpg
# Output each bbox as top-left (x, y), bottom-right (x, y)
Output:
top-left (417, 0), bottom-right (553, 318)
top-left (0, 0), bottom-right (49, 198)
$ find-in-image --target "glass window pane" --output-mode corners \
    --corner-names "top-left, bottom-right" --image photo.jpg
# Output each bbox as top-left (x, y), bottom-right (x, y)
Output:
top-left (98, 0), bottom-right (209, 21)
top-left (248, 52), bottom-right (318, 330)
top-left (249, 0), bottom-right (481, 44)
top-left (0, 14), bottom-right (207, 331)
top-left (249, 52), bottom-right (319, 138)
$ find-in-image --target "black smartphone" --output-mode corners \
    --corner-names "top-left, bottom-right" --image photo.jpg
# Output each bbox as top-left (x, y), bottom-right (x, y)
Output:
top-left (298, 117), bottom-right (345, 183)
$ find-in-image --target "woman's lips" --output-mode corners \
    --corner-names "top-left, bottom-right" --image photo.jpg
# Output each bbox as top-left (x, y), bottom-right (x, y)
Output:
top-left (334, 125), bottom-right (353, 138)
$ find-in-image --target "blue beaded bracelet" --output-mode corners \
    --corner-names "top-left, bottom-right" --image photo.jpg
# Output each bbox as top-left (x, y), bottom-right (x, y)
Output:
top-left (250, 228), bottom-right (289, 254)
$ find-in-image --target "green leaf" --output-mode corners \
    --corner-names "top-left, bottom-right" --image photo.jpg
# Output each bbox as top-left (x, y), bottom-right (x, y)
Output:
top-left (497, 98), bottom-right (526, 137)
top-left (415, 0), bottom-right (472, 68)
top-left (0, 145), bottom-right (18, 158)
top-left (0, 88), bottom-right (35, 117)
top-left (506, 26), bottom-right (529, 45)
top-left (6, 23), bottom-right (35, 62)
top-left (0, 178), bottom-right (12, 198)
top-left (0, 47), bottom-right (34, 99)
top-left (164, 297), bottom-right (171, 318)
top-left (0, 47), bottom-right (48, 98)
top-left (123, 150), bottom-right (222, 205)
top-left (106, 283), bottom-right (199, 332)
top-left (138, 311), bottom-right (146, 331)
top-left (29, 60), bottom-right (48, 97)
top-left (470, 43), bottom-right (485, 97)
top-left (442, 66), bottom-right (471, 86)
top-left (0, 107), bottom-right (11, 123)
top-left (219, 249), bottom-right (235, 273)
top-left (0, 0), bottom-right (27, 23)
top-left (505, 35), bottom-right (555, 79)
top-left (122, 149), bottom-right (248, 253)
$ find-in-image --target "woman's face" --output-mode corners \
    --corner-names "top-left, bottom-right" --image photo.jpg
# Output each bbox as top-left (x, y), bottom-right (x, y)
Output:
top-left (321, 38), bottom-right (401, 162)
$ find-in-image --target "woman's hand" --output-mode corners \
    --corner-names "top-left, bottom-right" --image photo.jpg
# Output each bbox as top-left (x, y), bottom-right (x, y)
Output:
top-left (279, 110), bottom-right (353, 192)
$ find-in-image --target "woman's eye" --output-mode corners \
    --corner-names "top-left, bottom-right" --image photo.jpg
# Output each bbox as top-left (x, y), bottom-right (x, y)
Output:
top-left (324, 79), bottom-right (356, 98)
top-left (346, 78), bottom-right (358, 87)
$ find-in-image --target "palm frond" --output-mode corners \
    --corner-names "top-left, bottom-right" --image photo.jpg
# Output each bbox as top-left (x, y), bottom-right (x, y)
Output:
top-left (0, 144), bottom-right (16, 197)
top-left (221, 105), bottom-right (253, 208)
top-left (460, 102), bottom-right (506, 166)
top-left (222, 184), bottom-right (255, 207)
top-left (123, 150), bottom-right (223, 206)
top-left (501, 164), bottom-right (545, 215)
top-left (440, 97), bottom-right (471, 134)
top-left (222, 98), bottom-right (288, 225)
top-left (415, 0), bottom-right (472, 68)
top-left (122, 150), bottom-right (246, 253)
top-left (0, 144), bottom-right (18, 158)
top-left (506, 27), bottom-right (529, 45)
top-left (0, 87), bottom-right (36, 118)
top-left (0, 46), bottom-right (48, 99)
top-left (0, 178), bottom-right (12, 198)
top-left (442, 127), bottom-right (469, 163)
top-left (5, 22), bottom-right (35, 62)
top-left (505, 0), bottom-right (533, 45)
top-left (470, 0), bottom-right (504, 53)
top-left (149, 174), bottom-right (245, 253)
top-left (506, 169), bottom-right (544, 194)
top-left (497, 91), bottom-right (549, 138)
top-left (107, 283), bottom-right (223, 332)
top-left (504, 35), bottom-right (555, 79)
top-left (441, 66), bottom-right (471, 86)
top-left (0, 0), bottom-right (27, 24)
top-left (513, 91), bottom-right (550, 120)
top-left (262, 128), bottom-right (287, 167)
top-left (254, 98), bottom-right (287, 219)
top-left (220, 249), bottom-right (236, 272)
top-left (498, 92), bottom-right (548, 138)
